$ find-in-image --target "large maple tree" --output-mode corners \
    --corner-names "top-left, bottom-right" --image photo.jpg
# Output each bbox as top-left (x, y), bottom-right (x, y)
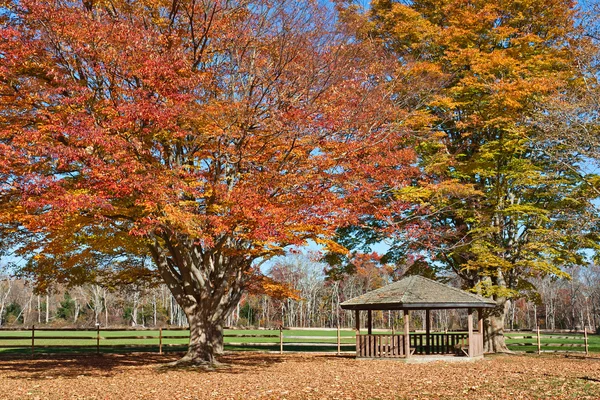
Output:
top-left (0, 0), bottom-right (420, 364)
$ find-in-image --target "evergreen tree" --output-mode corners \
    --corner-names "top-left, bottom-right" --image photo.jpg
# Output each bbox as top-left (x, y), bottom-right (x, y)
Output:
top-left (56, 293), bottom-right (76, 321)
top-left (4, 302), bottom-right (23, 324)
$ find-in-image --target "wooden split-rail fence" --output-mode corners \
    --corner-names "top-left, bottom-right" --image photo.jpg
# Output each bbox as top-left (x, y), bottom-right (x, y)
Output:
top-left (0, 326), bottom-right (357, 356)
top-left (0, 327), bottom-right (592, 356)
top-left (507, 327), bottom-right (591, 355)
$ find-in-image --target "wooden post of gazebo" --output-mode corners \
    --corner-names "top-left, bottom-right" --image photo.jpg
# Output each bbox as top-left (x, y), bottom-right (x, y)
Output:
top-left (467, 308), bottom-right (474, 358)
top-left (425, 309), bottom-right (431, 355)
top-left (355, 309), bottom-right (360, 357)
top-left (367, 310), bottom-right (372, 335)
top-left (404, 309), bottom-right (410, 359)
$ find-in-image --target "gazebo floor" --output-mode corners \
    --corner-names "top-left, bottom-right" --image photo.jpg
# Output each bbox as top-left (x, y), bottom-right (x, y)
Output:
top-left (358, 354), bottom-right (484, 363)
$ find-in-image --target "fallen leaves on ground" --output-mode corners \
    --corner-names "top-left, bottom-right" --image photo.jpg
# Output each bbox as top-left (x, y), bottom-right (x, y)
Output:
top-left (1, 352), bottom-right (600, 399)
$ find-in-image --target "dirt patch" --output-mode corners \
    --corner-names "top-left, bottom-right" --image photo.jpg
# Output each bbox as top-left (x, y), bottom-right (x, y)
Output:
top-left (1, 352), bottom-right (600, 399)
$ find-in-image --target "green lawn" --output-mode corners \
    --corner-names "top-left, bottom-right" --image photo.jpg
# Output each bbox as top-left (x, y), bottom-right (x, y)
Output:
top-left (0, 329), bottom-right (596, 355)
top-left (0, 328), bottom-right (358, 355)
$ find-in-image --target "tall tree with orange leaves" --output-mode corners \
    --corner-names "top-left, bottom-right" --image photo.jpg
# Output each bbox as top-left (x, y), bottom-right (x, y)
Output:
top-left (0, 0), bottom-right (422, 364)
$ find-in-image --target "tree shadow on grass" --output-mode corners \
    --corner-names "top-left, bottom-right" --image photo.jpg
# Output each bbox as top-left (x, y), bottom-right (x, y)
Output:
top-left (155, 352), bottom-right (287, 375)
top-left (313, 354), bottom-right (355, 360)
top-left (578, 376), bottom-right (600, 383)
top-left (0, 352), bottom-right (285, 380)
top-left (0, 353), bottom-right (174, 380)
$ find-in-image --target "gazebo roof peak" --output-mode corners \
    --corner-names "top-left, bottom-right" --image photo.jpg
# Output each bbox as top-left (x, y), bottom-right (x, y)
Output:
top-left (340, 275), bottom-right (496, 310)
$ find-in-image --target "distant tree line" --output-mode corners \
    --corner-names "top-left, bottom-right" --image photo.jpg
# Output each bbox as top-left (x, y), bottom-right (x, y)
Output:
top-left (2, 253), bottom-right (600, 332)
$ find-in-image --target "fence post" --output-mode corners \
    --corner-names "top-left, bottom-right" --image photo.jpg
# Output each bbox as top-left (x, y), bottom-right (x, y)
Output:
top-left (537, 326), bottom-right (541, 355)
top-left (337, 325), bottom-right (341, 356)
top-left (585, 328), bottom-right (589, 356)
top-left (96, 325), bottom-right (100, 355)
top-left (159, 327), bottom-right (163, 355)
top-left (31, 325), bottom-right (35, 356)
top-left (279, 326), bottom-right (283, 355)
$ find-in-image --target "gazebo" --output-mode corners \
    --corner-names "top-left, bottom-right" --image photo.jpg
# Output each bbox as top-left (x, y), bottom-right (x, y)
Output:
top-left (340, 275), bottom-right (496, 361)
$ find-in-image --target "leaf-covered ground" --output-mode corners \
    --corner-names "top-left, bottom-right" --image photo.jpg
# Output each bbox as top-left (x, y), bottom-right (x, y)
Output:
top-left (1, 353), bottom-right (600, 399)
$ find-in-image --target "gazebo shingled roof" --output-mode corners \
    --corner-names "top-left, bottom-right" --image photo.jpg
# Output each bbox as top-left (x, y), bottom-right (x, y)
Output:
top-left (340, 275), bottom-right (496, 310)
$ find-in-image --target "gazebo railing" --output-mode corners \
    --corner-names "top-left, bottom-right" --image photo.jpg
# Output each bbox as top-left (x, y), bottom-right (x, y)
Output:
top-left (410, 332), bottom-right (468, 355)
top-left (356, 334), bottom-right (406, 358)
top-left (470, 333), bottom-right (484, 357)
top-left (357, 332), bottom-right (481, 358)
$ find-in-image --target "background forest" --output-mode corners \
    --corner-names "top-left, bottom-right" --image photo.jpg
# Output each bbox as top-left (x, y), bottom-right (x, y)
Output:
top-left (2, 252), bottom-right (600, 332)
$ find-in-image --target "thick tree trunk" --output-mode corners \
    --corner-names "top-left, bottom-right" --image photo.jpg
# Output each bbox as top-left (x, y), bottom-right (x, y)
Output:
top-left (149, 234), bottom-right (246, 366)
top-left (178, 306), bottom-right (225, 365)
top-left (484, 299), bottom-right (511, 353)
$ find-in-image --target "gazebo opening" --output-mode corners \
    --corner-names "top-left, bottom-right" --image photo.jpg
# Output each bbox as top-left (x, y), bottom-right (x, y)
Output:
top-left (340, 275), bottom-right (496, 361)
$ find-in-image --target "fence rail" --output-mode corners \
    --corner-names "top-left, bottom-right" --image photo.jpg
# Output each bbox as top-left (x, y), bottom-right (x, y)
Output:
top-left (506, 328), bottom-right (590, 355)
top-left (3, 327), bottom-right (590, 357)
top-left (0, 326), bottom-right (359, 356)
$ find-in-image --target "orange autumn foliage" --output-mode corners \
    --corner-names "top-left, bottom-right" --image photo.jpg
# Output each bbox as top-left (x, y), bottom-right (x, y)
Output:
top-left (0, 0), bottom-right (424, 362)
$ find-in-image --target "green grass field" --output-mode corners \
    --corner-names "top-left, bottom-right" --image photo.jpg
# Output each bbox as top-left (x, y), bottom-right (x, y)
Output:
top-left (0, 329), bottom-right (596, 355)
top-left (0, 328), bottom-right (359, 355)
